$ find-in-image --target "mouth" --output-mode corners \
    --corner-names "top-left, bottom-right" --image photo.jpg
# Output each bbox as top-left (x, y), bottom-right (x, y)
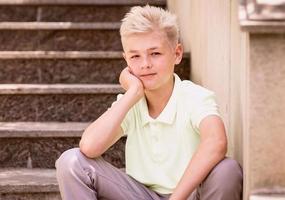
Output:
top-left (140, 73), bottom-right (157, 78)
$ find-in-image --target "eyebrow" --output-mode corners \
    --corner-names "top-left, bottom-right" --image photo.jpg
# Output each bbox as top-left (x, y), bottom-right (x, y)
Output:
top-left (127, 47), bottom-right (160, 53)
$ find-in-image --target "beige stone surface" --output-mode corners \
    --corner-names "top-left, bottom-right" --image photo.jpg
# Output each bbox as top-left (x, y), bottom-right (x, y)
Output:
top-left (248, 33), bottom-right (285, 190)
top-left (250, 195), bottom-right (285, 200)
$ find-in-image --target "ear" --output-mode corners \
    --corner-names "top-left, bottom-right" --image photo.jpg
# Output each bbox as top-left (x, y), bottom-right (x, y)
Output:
top-left (174, 43), bottom-right (183, 65)
top-left (122, 52), bottom-right (127, 61)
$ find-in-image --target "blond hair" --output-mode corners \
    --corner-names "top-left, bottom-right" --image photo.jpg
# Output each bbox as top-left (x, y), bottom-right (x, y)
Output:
top-left (120, 5), bottom-right (179, 46)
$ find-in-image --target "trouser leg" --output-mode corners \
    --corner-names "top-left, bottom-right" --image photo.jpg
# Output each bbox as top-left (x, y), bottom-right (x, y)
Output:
top-left (55, 148), bottom-right (165, 200)
top-left (192, 158), bottom-right (243, 200)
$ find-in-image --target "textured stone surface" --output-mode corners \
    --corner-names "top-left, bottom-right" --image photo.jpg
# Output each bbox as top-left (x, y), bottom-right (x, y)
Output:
top-left (0, 84), bottom-right (122, 95)
top-left (0, 137), bottom-right (126, 168)
top-left (0, 122), bottom-right (89, 138)
top-left (0, 30), bottom-right (122, 51)
top-left (0, 193), bottom-right (61, 200)
top-left (0, 6), bottom-right (37, 22)
top-left (246, 34), bottom-right (285, 191)
top-left (0, 59), bottom-right (125, 84)
top-left (0, 4), bottom-right (165, 22)
top-left (0, 57), bottom-right (190, 84)
top-left (40, 5), bottom-right (132, 22)
top-left (0, 0), bottom-right (165, 5)
top-left (0, 168), bottom-right (58, 193)
top-left (0, 94), bottom-right (116, 122)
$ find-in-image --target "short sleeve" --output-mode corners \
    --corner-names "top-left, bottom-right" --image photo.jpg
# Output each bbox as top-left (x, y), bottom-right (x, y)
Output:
top-left (190, 91), bottom-right (220, 132)
top-left (110, 94), bottom-right (135, 136)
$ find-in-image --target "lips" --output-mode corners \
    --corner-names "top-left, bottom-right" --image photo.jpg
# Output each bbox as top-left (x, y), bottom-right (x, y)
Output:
top-left (140, 73), bottom-right (157, 77)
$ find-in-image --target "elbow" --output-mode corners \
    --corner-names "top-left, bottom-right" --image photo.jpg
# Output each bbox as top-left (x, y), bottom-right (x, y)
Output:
top-left (79, 139), bottom-right (103, 158)
top-left (217, 137), bottom-right (227, 158)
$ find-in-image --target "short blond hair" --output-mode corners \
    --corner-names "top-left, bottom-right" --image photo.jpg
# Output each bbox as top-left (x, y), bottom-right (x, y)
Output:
top-left (120, 5), bottom-right (179, 46)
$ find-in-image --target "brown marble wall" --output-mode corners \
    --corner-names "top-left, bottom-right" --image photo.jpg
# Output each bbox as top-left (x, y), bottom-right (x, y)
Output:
top-left (0, 137), bottom-right (126, 168)
top-left (0, 6), bottom-right (37, 22)
top-left (0, 30), bottom-right (122, 51)
top-left (0, 57), bottom-right (189, 84)
top-left (0, 94), bottom-right (116, 122)
top-left (0, 5), bottom-right (164, 22)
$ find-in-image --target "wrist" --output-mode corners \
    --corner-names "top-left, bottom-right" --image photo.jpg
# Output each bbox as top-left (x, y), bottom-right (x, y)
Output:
top-left (126, 86), bottom-right (144, 102)
top-left (127, 86), bottom-right (144, 99)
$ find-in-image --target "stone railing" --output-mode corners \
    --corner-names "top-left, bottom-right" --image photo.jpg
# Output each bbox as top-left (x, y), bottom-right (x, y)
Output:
top-left (239, 0), bottom-right (285, 200)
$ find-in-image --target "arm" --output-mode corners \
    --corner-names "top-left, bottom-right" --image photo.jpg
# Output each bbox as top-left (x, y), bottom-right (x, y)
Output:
top-left (169, 115), bottom-right (227, 200)
top-left (79, 67), bottom-right (144, 158)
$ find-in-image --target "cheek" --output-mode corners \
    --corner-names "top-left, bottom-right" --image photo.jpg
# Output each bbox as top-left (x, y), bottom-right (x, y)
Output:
top-left (127, 60), bottom-right (141, 72)
top-left (128, 65), bottom-right (140, 76)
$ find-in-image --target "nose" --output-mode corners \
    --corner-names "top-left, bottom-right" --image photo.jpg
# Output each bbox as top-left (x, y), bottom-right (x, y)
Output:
top-left (141, 55), bottom-right (152, 69)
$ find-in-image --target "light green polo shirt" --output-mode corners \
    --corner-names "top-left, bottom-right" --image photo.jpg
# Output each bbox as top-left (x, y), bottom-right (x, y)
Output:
top-left (116, 74), bottom-right (220, 194)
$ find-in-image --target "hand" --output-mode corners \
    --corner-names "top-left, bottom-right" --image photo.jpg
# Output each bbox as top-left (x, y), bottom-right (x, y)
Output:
top-left (119, 67), bottom-right (144, 99)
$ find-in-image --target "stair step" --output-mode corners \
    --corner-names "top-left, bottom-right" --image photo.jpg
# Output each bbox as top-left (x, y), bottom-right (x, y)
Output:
top-left (0, 3), bottom-right (165, 23)
top-left (250, 195), bottom-right (285, 200)
top-left (0, 0), bottom-right (165, 6)
top-left (0, 51), bottom-right (190, 84)
top-left (0, 84), bottom-right (122, 122)
top-left (0, 50), bottom-right (123, 59)
top-left (0, 29), bottom-right (122, 51)
top-left (0, 22), bottom-right (121, 30)
top-left (0, 122), bottom-right (89, 137)
top-left (0, 122), bottom-right (126, 168)
top-left (0, 168), bottom-right (60, 199)
top-left (0, 168), bottom-right (58, 193)
top-left (0, 84), bottom-right (123, 94)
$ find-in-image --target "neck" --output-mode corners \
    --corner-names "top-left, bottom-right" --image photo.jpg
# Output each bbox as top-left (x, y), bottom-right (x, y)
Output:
top-left (145, 77), bottom-right (174, 119)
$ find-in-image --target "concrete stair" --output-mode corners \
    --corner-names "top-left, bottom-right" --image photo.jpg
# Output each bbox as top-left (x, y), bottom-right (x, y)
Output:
top-left (0, 0), bottom-right (190, 199)
top-left (0, 168), bottom-right (60, 200)
top-left (0, 84), bottom-right (122, 122)
top-left (0, 51), bottom-right (190, 84)
top-left (0, 122), bottom-right (126, 168)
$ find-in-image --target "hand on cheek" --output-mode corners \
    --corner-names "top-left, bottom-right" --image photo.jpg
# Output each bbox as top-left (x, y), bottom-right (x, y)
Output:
top-left (119, 67), bottom-right (144, 97)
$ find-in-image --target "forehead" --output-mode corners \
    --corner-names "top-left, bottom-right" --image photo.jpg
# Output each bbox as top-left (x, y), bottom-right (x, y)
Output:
top-left (122, 31), bottom-right (171, 53)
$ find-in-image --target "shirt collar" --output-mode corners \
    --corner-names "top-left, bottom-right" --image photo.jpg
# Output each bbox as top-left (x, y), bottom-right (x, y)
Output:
top-left (139, 74), bottom-right (181, 126)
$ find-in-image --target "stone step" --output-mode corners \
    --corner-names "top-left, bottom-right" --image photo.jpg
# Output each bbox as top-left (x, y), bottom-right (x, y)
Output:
top-left (0, 23), bottom-right (122, 51)
top-left (0, 51), bottom-right (190, 84)
top-left (0, 22), bottom-right (121, 30)
top-left (0, 0), bottom-right (165, 5)
top-left (0, 4), bottom-right (165, 23)
top-left (0, 122), bottom-right (126, 168)
top-left (0, 168), bottom-right (60, 200)
top-left (0, 84), bottom-right (123, 122)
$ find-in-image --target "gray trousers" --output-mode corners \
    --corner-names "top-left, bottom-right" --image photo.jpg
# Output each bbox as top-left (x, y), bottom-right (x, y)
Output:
top-left (55, 148), bottom-right (242, 200)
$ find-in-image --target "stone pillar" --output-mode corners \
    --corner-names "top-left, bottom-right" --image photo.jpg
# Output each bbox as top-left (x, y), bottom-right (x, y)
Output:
top-left (239, 1), bottom-right (285, 199)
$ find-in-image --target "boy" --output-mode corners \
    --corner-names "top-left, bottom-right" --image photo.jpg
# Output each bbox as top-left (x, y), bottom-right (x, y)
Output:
top-left (56, 5), bottom-right (242, 200)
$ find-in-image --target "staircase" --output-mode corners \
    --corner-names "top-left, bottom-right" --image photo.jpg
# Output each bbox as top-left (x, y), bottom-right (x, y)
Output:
top-left (0, 0), bottom-right (190, 199)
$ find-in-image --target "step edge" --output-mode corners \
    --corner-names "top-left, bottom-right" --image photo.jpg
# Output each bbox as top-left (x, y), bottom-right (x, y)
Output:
top-left (0, 168), bottom-right (59, 194)
top-left (0, 22), bottom-right (121, 30)
top-left (0, 51), bottom-right (123, 59)
top-left (0, 84), bottom-right (124, 94)
top-left (0, 51), bottom-right (190, 59)
top-left (0, 122), bottom-right (90, 138)
top-left (0, 0), bottom-right (165, 6)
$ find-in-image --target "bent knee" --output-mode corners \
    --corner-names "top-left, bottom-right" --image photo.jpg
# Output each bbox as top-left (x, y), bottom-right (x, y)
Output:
top-left (211, 158), bottom-right (243, 188)
top-left (55, 148), bottom-right (82, 171)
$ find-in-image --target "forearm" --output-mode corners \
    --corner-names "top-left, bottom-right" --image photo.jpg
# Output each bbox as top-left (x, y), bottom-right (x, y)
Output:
top-left (79, 88), bottom-right (141, 158)
top-left (170, 139), bottom-right (226, 200)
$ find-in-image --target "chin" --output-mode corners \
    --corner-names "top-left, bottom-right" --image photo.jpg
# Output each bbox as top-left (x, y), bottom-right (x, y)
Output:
top-left (143, 85), bottom-right (159, 91)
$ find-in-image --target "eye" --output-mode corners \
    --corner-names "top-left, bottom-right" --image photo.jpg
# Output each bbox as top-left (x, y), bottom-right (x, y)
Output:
top-left (151, 52), bottom-right (161, 56)
top-left (130, 55), bottom-right (139, 59)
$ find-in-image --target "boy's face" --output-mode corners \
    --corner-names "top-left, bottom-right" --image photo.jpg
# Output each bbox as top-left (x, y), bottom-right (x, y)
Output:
top-left (122, 30), bottom-right (183, 91)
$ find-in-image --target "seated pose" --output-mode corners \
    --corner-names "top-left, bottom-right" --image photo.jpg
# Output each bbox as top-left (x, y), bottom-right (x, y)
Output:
top-left (56, 5), bottom-right (243, 200)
